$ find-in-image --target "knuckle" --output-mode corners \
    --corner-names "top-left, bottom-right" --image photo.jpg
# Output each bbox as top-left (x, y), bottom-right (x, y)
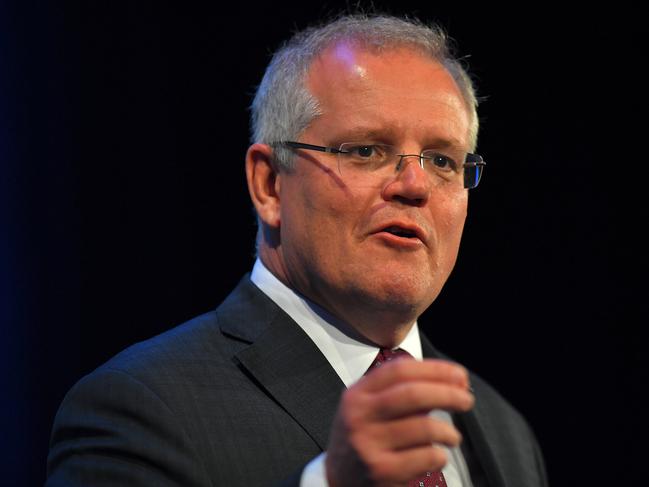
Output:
top-left (438, 422), bottom-right (461, 445)
top-left (465, 390), bottom-right (475, 408)
top-left (438, 386), bottom-right (471, 410)
top-left (424, 419), bottom-right (457, 445)
top-left (427, 446), bottom-right (448, 470)
top-left (446, 361), bottom-right (468, 380)
top-left (401, 383), bottom-right (422, 404)
top-left (454, 388), bottom-right (474, 410)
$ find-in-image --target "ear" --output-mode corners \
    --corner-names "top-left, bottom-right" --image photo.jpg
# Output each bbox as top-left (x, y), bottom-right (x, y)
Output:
top-left (245, 143), bottom-right (282, 228)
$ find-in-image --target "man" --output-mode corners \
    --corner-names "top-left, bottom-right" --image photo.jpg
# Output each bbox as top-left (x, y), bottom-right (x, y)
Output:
top-left (47, 14), bottom-right (548, 487)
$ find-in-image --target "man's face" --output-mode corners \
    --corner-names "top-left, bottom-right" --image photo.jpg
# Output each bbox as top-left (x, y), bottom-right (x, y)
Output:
top-left (275, 44), bottom-right (471, 336)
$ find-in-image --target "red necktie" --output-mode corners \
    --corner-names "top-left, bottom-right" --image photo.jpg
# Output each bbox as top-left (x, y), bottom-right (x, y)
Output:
top-left (367, 349), bottom-right (448, 487)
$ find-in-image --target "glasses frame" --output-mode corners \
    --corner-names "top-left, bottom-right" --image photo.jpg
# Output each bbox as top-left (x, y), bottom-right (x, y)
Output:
top-left (272, 141), bottom-right (486, 189)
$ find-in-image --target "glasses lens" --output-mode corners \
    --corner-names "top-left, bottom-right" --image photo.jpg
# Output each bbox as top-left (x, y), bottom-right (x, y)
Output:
top-left (463, 154), bottom-right (484, 189)
top-left (337, 143), bottom-right (397, 186)
top-left (420, 149), bottom-right (466, 186)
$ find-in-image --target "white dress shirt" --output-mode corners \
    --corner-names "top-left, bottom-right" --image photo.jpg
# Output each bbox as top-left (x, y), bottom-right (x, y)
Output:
top-left (250, 259), bottom-right (473, 487)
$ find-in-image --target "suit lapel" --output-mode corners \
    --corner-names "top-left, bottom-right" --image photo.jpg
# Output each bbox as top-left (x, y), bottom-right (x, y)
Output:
top-left (454, 410), bottom-right (507, 487)
top-left (218, 277), bottom-right (345, 450)
top-left (420, 335), bottom-right (507, 487)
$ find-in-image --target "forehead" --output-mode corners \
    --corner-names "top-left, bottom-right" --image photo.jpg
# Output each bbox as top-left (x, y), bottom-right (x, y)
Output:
top-left (305, 42), bottom-right (470, 146)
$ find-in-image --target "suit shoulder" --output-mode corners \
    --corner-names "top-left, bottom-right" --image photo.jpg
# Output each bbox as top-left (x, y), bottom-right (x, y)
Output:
top-left (51, 307), bottom-right (252, 445)
top-left (89, 308), bottom-right (247, 391)
top-left (104, 310), bottom-right (218, 366)
top-left (67, 277), bottom-right (268, 403)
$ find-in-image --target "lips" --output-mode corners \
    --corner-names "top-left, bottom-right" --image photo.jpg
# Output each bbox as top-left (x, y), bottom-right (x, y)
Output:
top-left (383, 226), bottom-right (418, 238)
top-left (372, 221), bottom-right (427, 245)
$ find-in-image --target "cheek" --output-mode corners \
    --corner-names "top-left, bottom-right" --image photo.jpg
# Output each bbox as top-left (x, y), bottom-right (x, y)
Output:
top-left (299, 172), bottom-right (359, 229)
top-left (448, 201), bottom-right (468, 238)
top-left (434, 190), bottom-right (468, 256)
top-left (281, 178), bottom-right (352, 257)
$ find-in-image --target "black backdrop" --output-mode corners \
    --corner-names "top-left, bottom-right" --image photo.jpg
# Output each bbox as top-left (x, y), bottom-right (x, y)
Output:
top-left (2, 1), bottom-right (645, 485)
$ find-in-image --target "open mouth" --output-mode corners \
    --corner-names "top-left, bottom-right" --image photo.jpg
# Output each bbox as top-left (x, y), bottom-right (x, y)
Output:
top-left (382, 226), bottom-right (419, 239)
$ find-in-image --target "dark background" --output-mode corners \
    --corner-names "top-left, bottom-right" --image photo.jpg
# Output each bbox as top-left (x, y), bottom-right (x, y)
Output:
top-left (2, 1), bottom-right (645, 485)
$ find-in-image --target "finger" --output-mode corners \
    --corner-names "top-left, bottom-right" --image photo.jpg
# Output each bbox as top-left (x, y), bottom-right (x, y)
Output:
top-left (361, 358), bottom-right (469, 393)
top-left (373, 415), bottom-right (462, 450)
top-left (372, 381), bottom-right (474, 419)
top-left (396, 445), bottom-right (449, 482)
top-left (371, 445), bottom-right (448, 484)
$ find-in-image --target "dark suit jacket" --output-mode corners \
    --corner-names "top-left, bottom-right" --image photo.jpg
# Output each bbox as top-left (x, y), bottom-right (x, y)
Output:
top-left (46, 276), bottom-right (548, 487)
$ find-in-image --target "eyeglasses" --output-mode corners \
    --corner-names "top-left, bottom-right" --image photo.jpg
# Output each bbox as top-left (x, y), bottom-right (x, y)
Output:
top-left (272, 141), bottom-right (486, 189)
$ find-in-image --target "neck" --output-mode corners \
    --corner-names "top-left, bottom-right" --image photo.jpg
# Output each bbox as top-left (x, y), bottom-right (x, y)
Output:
top-left (319, 295), bottom-right (418, 348)
top-left (258, 244), bottom-right (419, 349)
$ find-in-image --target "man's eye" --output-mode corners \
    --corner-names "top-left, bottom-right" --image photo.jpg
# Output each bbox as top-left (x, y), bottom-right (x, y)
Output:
top-left (340, 143), bottom-right (393, 161)
top-left (354, 145), bottom-right (376, 157)
top-left (427, 152), bottom-right (457, 171)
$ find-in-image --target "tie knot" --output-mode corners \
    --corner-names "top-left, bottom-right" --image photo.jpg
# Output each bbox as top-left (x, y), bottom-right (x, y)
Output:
top-left (380, 348), bottom-right (412, 361)
top-left (367, 348), bottom-right (413, 374)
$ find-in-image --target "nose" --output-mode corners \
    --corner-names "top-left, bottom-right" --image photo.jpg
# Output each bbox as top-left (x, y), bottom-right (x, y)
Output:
top-left (381, 155), bottom-right (431, 206)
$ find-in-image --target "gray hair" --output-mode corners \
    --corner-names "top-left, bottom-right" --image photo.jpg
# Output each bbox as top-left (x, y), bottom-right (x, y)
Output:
top-left (250, 14), bottom-right (479, 170)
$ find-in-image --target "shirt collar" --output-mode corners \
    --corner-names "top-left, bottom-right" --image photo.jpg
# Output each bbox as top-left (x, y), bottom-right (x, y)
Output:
top-left (250, 258), bottom-right (422, 387)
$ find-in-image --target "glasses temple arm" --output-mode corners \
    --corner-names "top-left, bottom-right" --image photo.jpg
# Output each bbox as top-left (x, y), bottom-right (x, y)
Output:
top-left (278, 141), bottom-right (344, 154)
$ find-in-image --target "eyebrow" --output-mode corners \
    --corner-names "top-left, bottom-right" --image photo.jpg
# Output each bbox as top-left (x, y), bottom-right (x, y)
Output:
top-left (335, 126), bottom-right (392, 141)
top-left (333, 126), bottom-right (466, 150)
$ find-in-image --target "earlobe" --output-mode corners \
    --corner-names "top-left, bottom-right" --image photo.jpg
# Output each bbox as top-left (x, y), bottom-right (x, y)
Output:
top-left (245, 143), bottom-right (281, 228)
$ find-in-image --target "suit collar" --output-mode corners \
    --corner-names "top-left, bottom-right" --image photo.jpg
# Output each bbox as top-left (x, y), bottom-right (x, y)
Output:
top-left (217, 274), bottom-right (280, 343)
top-left (218, 276), bottom-right (345, 450)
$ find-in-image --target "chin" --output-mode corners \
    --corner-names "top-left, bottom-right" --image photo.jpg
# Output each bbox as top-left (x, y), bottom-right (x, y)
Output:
top-left (357, 272), bottom-right (441, 317)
